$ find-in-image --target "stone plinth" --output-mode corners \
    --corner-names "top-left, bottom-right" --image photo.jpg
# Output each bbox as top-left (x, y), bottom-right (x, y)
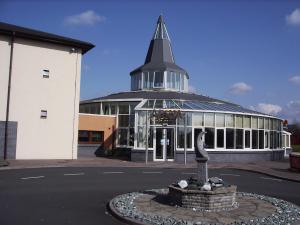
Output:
top-left (168, 185), bottom-right (237, 211)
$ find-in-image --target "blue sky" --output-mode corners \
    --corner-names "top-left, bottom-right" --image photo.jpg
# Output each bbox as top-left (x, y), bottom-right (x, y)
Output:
top-left (1, 0), bottom-right (300, 122)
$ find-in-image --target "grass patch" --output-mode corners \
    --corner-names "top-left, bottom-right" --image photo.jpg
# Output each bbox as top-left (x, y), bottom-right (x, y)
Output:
top-left (292, 145), bottom-right (300, 152)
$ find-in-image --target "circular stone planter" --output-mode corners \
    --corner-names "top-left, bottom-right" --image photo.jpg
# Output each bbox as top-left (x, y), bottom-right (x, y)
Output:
top-left (168, 185), bottom-right (237, 211)
top-left (109, 188), bottom-right (300, 225)
top-left (290, 152), bottom-right (300, 172)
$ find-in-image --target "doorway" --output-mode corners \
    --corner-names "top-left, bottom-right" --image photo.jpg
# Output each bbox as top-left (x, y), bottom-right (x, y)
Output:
top-left (155, 128), bottom-right (174, 161)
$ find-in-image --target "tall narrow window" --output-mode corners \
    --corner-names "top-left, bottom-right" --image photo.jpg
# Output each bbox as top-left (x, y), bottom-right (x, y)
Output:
top-left (217, 129), bottom-right (224, 148)
top-left (205, 128), bottom-right (214, 149)
top-left (154, 72), bottom-right (164, 87)
top-left (226, 128), bottom-right (234, 149)
top-left (259, 130), bottom-right (264, 149)
top-left (252, 130), bottom-right (258, 149)
top-left (43, 69), bottom-right (49, 78)
top-left (235, 129), bottom-right (243, 149)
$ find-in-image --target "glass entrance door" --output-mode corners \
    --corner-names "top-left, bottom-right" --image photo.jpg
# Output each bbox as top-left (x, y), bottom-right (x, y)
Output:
top-left (155, 128), bottom-right (174, 161)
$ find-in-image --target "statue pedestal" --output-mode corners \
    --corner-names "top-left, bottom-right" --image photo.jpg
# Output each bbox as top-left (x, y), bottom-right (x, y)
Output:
top-left (196, 157), bottom-right (208, 185)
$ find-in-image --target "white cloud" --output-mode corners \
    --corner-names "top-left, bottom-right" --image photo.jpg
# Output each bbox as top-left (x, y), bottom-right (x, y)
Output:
top-left (188, 85), bottom-right (198, 93)
top-left (64, 10), bottom-right (106, 26)
top-left (229, 82), bottom-right (252, 95)
top-left (286, 9), bottom-right (300, 26)
top-left (251, 103), bottom-right (282, 115)
top-left (289, 76), bottom-right (300, 85)
top-left (280, 100), bottom-right (300, 123)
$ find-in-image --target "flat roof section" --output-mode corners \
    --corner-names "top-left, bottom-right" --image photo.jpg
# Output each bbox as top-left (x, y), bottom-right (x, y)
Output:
top-left (0, 21), bottom-right (94, 54)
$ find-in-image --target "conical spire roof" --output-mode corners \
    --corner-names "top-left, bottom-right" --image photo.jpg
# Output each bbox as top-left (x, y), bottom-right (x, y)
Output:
top-left (130, 15), bottom-right (188, 76)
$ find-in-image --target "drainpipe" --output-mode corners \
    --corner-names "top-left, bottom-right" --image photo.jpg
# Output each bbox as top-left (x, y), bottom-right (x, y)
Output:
top-left (4, 31), bottom-right (15, 160)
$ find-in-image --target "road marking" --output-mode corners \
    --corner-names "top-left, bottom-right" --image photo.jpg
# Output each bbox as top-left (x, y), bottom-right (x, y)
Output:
top-left (220, 173), bottom-right (240, 177)
top-left (64, 173), bottom-right (85, 176)
top-left (103, 172), bottom-right (124, 174)
top-left (21, 176), bottom-right (45, 180)
top-left (181, 172), bottom-right (197, 175)
top-left (260, 177), bottom-right (282, 182)
top-left (142, 171), bottom-right (162, 174)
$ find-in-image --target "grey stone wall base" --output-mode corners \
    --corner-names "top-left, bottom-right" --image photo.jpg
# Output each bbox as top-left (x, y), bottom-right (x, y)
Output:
top-left (131, 149), bottom-right (154, 162)
top-left (0, 121), bottom-right (17, 160)
top-left (131, 149), bottom-right (285, 163)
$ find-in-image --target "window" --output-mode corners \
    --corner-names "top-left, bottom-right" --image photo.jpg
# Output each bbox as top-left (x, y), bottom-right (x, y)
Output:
top-left (78, 130), bottom-right (104, 144)
top-left (252, 117), bottom-right (258, 129)
top-left (118, 128), bottom-right (128, 146)
top-left (258, 118), bottom-right (264, 129)
top-left (41, 110), bottom-right (47, 119)
top-left (235, 129), bottom-right (243, 149)
top-left (154, 72), bottom-right (164, 88)
top-left (177, 127), bottom-right (192, 148)
top-left (236, 115), bottom-right (243, 128)
top-left (243, 116), bottom-right (251, 128)
top-left (226, 128), bottom-right (234, 149)
top-left (177, 113), bottom-right (192, 126)
top-left (216, 113), bottom-right (225, 127)
top-left (118, 115), bottom-right (129, 127)
top-left (129, 128), bottom-right (134, 147)
top-left (264, 118), bottom-right (269, 130)
top-left (245, 130), bottom-right (251, 148)
top-left (205, 128), bottom-right (214, 149)
top-left (43, 69), bottom-right (49, 78)
top-left (193, 113), bottom-right (204, 126)
top-left (217, 129), bottom-right (224, 148)
top-left (265, 132), bottom-right (269, 148)
top-left (252, 130), bottom-right (258, 149)
top-left (204, 113), bottom-right (214, 127)
top-left (110, 105), bottom-right (116, 115)
top-left (226, 114), bottom-right (234, 127)
top-left (259, 130), bottom-right (264, 149)
top-left (180, 74), bottom-right (184, 91)
top-left (119, 104), bottom-right (129, 114)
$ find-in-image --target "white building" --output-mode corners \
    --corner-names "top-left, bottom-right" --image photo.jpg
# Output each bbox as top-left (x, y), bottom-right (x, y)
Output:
top-left (0, 22), bottom-right (94, 159)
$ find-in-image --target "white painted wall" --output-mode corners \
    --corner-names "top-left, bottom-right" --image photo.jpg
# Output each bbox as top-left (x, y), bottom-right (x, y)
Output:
top-left (1, 36), bottom-right (82, 159)
top-left (0, 36), bottom-right (11, 121)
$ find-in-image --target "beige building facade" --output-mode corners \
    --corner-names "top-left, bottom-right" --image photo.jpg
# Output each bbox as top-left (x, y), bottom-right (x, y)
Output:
top-left (0, 22), bottom-right (94, 159)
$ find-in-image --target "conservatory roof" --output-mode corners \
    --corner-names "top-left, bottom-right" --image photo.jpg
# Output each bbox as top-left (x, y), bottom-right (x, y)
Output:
top-left (136, 99), bottom-right (277, 118)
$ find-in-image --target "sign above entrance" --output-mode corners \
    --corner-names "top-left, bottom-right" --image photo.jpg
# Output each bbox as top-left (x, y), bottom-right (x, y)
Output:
top-left (151, 109), bottom-right (182, 125)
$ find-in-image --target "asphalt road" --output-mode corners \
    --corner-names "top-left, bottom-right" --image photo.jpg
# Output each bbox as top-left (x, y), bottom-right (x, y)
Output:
top-left (0, 167), bottom-right (299, 225)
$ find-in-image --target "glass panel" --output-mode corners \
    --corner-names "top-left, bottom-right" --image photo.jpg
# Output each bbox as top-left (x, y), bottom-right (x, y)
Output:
top-left (167, 71), bottom-right (172, 89)
top-left (258, 117), bottom-right (264, 129)
top-left (177, 127), bottom-right (192, 148)
top-left (216, 113), bottom-right (225, 127)
top-left (119, 104), bottom-right (129, 114)
top-left (175, 73), bottom-right (180, 89)
top-left (252, 117), bottom-right (258, 129)
top-left (225, 114), bottom-right (234, 127)
top-left (226, 128), bottom-right (234, 149)
top-left (149, 72), bottom-right (154, 88)
top-left (103, 104), bottom-right (109, 115)
top-left (143, 72), bottom-right (148, 88)
top-left (154, 71), bottom-right (164, 87)
top-left (204, 113), bottom-right (214, 127)
top-left (156, 128), bottom-right (163, 159)
top-left (205, 128), bottom-right (215, 149)
top-left (129, 115), bottom-right (135, 127)
top-left (286, 135), bottom-right (290, 147)
top-left (236, 115), bottom-right (243, 128)
top-left (177, 113), bottom-right (192, 126)
top-left (180, 74), bottom-right (184, 91)
top-left (138, 111), bottom-right (146, 125)
top-left (172, 72), bottom-right (176, 89)
top-left (259, 130), bottom-right (264, 149)
top-left (235, 129), bottom-right (243, 149)
top-left (245, 130), bottom-right (251, 148)
top-left (264, 118), bottom-right (269, 130)
top-left (129, 128), bottom-right (134, 146)
top-left (243, 116), bottom-right (251, 128)
top-left (78, 130), bottom-right (89, 142)
top-left (110, 105), bottom-right (116, 115)
top-left (217, 129), bottom-right (224, 148)
top-left (137, 126), bottom-right (146, 148)
top-left (265, 132), bottom-right (269, 148)
top-left (193, 112), bottom-right (204, 126)
top-left (252, 130), bottom-right (258, 149)
top-left (119, 115), bottom-right (129, 127)
top-left (118, 128), bottom-right (128, 146)
top-left (91, 131), bottom-right (103, 142)
top-left (148, 128), bottom-right (154, 148)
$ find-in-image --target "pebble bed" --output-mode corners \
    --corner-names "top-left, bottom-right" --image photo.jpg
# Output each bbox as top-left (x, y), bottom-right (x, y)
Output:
top-left (110, 188), bottom-right (300, 225)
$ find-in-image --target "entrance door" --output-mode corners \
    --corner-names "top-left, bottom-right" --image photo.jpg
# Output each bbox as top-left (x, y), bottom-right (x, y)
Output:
top-left (244, 129), bottom-right (251, 149)
top-left (155, 128), bottom-right (174, 161)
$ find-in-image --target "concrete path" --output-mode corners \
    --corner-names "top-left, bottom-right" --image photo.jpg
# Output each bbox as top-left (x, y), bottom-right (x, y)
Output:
top-left (1, 157), bottom-right (300, 182)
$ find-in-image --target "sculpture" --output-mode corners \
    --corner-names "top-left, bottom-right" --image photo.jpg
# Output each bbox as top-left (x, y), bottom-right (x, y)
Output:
top-left (196, 131), bottom-right (209, 160)
top-left (195, 131), bottom-right (208, 185)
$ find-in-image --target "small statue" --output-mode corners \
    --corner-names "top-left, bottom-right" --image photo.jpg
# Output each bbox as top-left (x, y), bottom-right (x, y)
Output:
top-left (196, 131), bottom-right (209, 160)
